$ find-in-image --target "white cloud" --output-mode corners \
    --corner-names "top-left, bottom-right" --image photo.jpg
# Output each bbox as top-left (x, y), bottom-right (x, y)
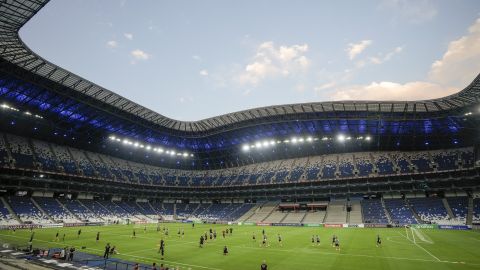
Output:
top-left (429, 18), bottom-right (480, 88)
top-left (106, 40), bottom-right (118, 49)
top-left (346, 40), bottom-right (372, 60)
top-left (199, 69), bottom-right (209, 76)
top-left (315, 82), bottom-right (336, 93)
top-left (361, 46), bottom-right (403, 67)
top-left (192, 55), bottom-right (202, 61)
top-left (327, 17), bottom-right (480, 101)
top-left (236, 41), bottom-right (310, 85)
top-left (124, 33), bottom-right (133, 40)
top-left (331, 81), bottom-right (456, 101)
top-left (242, 89), bottom-right (252, 96)
top-left (379, 0), bottom-right (437, 24)
top-left (130, 49), bottom-right (150, 61)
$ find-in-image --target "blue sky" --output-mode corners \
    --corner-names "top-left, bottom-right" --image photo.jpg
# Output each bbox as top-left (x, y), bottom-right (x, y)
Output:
top-left (20, 0), bottom-right (480, 121)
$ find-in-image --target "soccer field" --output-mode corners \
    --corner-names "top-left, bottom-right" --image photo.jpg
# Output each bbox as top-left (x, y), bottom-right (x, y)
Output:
top-left (1, 223), bottom-right (480, 270)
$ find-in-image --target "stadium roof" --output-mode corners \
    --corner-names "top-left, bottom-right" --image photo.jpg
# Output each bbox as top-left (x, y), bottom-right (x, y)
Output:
top-left (1, 0), bottom-right (480, 134)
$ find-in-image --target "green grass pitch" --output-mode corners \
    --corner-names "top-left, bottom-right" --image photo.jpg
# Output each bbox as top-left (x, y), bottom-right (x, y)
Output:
top-left (1, 223), bottom-right (480, 270)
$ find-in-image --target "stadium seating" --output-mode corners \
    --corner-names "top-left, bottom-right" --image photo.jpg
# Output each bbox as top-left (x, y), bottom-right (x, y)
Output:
top-left (447, 197), bottom-right (468, 223)
top-left (473, 198), bottom-right (480, 223)
top-left (0, 199), bottom-right (18, 225)
top-left (0, 131), bottom-right (474, 188)
top-left (408, 197), bottom-right (449, 224)
top-left (33, 197), bottom-right (79, 223)
top-left (7, 196), bottom-right (51, 224)
top-left (361, 199), bottom-right (388, 224)
top-left (384, 199), bottom-right (418, 224)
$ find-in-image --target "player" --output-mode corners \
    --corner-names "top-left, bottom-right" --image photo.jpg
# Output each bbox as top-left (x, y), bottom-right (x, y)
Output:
top-left (103, 243), bottom-right (110, 259)
top-left (230, 228), bottom-right (233, 234)
top-left (331, 235), bottom-right (336, 247)
top-left (253, 233), bottom-right (256, 242)
top-left (178, 229), bottom-right (181, 237)
top-left (144, 225), bottom-right (147, 233)
top-left (132, 229), bottom-right (136, 238)
top-left (182, 229), bottom-right (185, 238)
top-left (192, 223), bottom-right (195, 228)
top-left (204, 232), bottom-right (208, 242)
top-left (213, 230), bottom-right (216, 239)
top-left (223, 246), bottom-right (229, 255)
top-left (335, 238), bottom-right (340, 251)
top-left (316, 235), bottom-right (320, 246)
top-left (158, 239), bottom-right (164, 253)
top-left (159, 239), bottom-right (165, 259)
top-left (165, 228), bottom-right (169, 237)
top-left (311, 235), bottom-right (315, 246)
top-left (277, 234), bottom-right (283, 247)
top-left (156, 224), bottom-right (160, 232)
top-left (199, 235), bottom-right (204, 248)
top-left (77, 229), bottom-right (81, 239)
top-left (55, 231), bottom-right (59, 242)
top-left (261, 260), bottom-right (268, 270)
top-left (261, 234), bottom-right (268, 247)
top-left (222, 230), bottom-right (226, 238)
top-left (96, 232), bottom-right (100, 243)
top-left (376, 235), bottom-right (382, 247)
top-left (62, 233), bottom-right (66, 242)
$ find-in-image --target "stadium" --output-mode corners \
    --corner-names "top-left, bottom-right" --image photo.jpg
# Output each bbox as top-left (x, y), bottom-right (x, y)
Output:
top-left (0, 0), bottom-right (480, 270)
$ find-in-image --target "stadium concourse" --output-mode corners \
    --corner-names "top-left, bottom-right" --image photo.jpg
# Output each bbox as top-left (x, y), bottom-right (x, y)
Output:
top-left (0, 0), bottom-right (480, 269)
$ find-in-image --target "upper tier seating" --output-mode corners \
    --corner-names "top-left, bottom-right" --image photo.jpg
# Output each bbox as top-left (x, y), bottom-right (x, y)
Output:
top-left (0, 132), bottom-right (474, 187)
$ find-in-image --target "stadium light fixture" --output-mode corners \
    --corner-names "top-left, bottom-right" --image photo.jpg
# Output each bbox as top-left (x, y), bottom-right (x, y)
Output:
top-left (242, 144), bottom-right (250, 151)
top-left (108, 134), bottom-right (192, 158)
top-left (337, 134), bottom-right (346, 142)
top-left (291, 137), bottom-right (298, 144)
top-left (365, 136), bottom-right (371, 141)
top-left (307, 137), bottom-right (313, 142)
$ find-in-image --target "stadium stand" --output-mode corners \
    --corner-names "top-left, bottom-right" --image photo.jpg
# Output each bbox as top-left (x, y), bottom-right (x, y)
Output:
top-left (324, 201), bottom-right (347, 224)
top-left (384, 199), bottom-right (418, 224)
top-left (361, 199), bottom-right (388, 224)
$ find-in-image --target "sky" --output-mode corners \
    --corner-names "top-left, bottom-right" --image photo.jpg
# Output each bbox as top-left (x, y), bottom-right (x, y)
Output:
top-left (20, 0), bottom-right (480, 121)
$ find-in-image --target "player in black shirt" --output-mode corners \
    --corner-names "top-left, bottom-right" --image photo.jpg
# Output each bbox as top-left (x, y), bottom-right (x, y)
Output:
top-left (199, 235), bottom-right (204, 248)
top-left (260, 260), bottom-right (268, 270)
top-left (77, 229), bottom-right (81, 239)
top-left (96, 232), bottom-right (100, 243)
top-left (376, 235), bottom-right (382, 247)
top-left (103, 243), bottom-right (110, 259)
top-left (223, 246), bottom-right (228, 255)
top-left (55, 231), bottom-right (59, 242)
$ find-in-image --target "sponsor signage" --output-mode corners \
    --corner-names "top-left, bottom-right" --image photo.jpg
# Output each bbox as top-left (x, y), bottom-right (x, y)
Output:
top-left (304, 223), bottom-right (322, 227)
top-left (438, 225), bottom-right (471, 230)
top-left (271, 223), bottom-right (303, 227)
top-left (411, 224), bottom-right (438, 229)
top-left (242, 222), bottom-right (256, 226)
top-left (324, 224), bottom-right (343, 228)
top-left (364, 224), bottom-right (388, 228)
top-left (256, 222), bottom-right (271, 226)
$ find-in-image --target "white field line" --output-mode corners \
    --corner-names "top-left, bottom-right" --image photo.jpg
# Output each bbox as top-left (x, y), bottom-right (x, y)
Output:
top-left (410, 227), bottom-right (417, 244)
top-left (398, 231), bottom-right (440, 262)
